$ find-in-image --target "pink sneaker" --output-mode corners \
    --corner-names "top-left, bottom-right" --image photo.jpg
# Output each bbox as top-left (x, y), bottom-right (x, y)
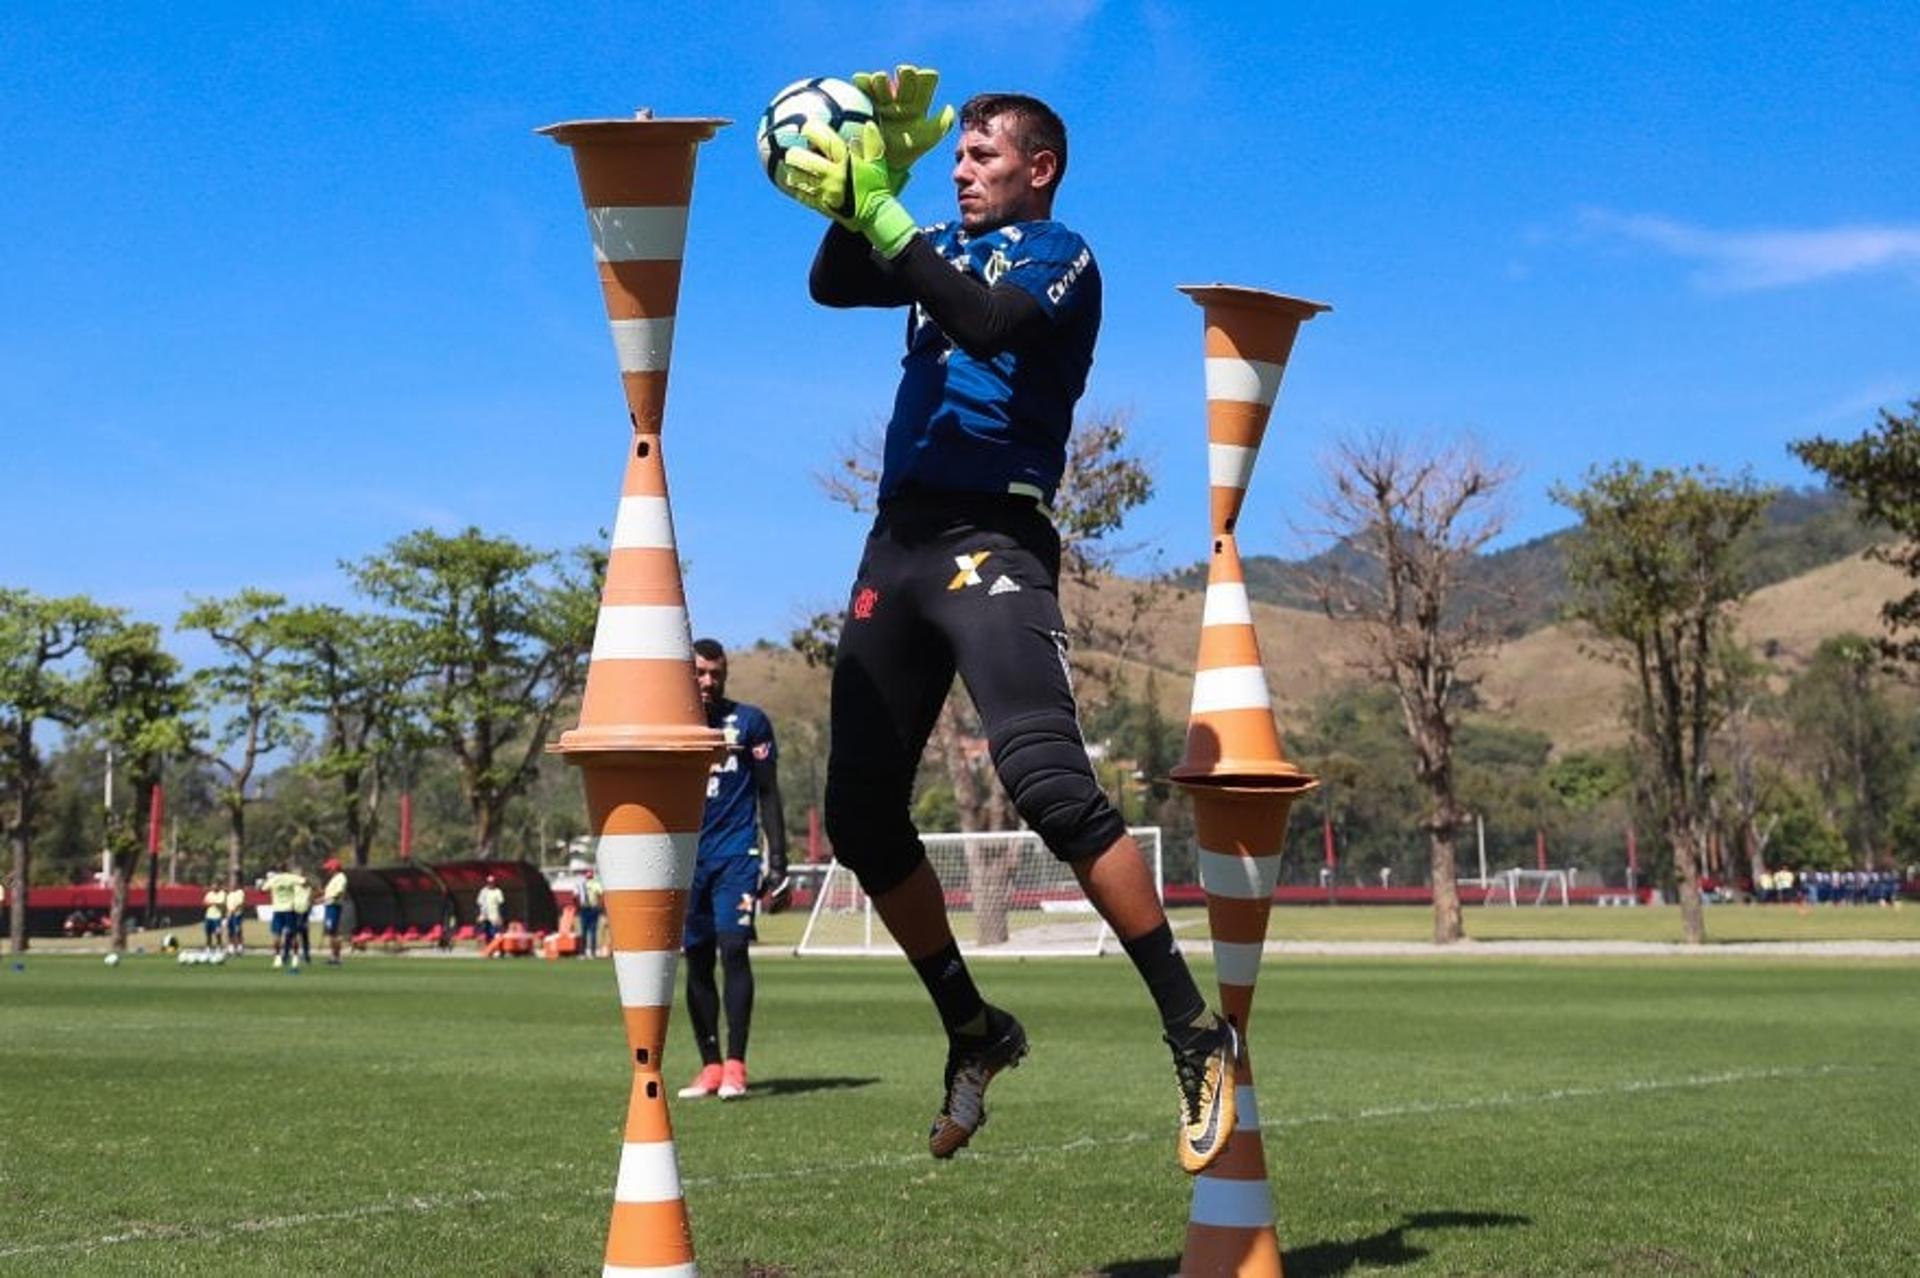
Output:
top-left (677, 1063), bottom-right (723, 1099)
top-left (718, 1058), bottom-right (748, 1101)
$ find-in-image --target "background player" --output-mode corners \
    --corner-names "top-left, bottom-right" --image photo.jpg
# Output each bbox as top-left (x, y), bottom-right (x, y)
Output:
top-left (677, 638), bottom-right (789, 1102)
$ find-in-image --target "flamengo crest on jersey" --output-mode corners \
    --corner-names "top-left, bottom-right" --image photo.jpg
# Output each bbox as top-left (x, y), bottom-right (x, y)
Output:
top-left (701, 699), bottom-right (776, 861)
top-left (880, 219), bottom-right (1101, 507)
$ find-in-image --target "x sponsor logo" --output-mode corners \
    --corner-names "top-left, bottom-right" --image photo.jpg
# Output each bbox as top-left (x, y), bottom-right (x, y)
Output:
top-left (948, 550), bottom-right (991, 590)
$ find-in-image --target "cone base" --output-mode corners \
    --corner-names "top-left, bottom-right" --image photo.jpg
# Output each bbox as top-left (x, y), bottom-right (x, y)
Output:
top-left (1181, 1221), bottom-right (1284, 1278)
top-left (554, 724), bottom-right (725, 756)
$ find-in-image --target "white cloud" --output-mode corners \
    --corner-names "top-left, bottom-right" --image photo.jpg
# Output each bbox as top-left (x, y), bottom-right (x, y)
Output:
top-left (1578, 208), bottom-right (1920, 291)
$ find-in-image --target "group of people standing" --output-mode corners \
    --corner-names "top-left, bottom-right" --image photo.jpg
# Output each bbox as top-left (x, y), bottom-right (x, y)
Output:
top-left (1757, 867), bottom-right (1907, 906)
top-left (197, 859), bottom-right (349, 969)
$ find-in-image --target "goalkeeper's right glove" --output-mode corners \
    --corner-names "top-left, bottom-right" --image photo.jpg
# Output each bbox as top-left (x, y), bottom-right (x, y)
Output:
top-left (781, 120), bottom-right (918, 258)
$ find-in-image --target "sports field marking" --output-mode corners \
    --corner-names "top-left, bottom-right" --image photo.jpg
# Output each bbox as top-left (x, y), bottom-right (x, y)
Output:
top-left (0, 1063), bottom-right (1866, 1260)
top-left (686, 1062), bottom-right (1871, 1183)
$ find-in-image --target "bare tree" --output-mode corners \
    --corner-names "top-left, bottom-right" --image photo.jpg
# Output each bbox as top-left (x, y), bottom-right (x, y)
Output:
top-left (1308, 434), bottom-right (1515, 944)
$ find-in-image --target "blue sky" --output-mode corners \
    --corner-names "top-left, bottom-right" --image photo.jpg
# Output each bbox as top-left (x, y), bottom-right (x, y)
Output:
top-left (6, 2), bottom-right (1916, 660)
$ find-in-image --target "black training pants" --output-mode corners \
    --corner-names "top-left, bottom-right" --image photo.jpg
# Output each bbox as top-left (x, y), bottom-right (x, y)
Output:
top-left (824, 491), bottom-right (1126, 895)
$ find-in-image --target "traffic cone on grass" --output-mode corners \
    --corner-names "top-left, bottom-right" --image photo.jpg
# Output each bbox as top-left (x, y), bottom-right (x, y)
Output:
top-left (542, 111), bottom-right (728, 1278)
top-left (1172, 284), bottom-right (1328, 1278)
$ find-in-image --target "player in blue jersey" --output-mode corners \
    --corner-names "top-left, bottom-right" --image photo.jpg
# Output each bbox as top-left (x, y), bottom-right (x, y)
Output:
top-left (778, 68), bottom-right (1241, 1174)
top-left (677, 638), bottom-right (790, 1103)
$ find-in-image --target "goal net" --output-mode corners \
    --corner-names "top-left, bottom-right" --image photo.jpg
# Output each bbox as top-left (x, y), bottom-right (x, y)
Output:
top-left (796, 827), bottom-right (1163, 958)
top-left (1483, 867), bottom-right (1571, 907)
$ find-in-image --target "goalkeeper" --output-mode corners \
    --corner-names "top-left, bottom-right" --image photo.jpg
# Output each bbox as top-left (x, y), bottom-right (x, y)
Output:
top-left (777, 68), bottom-right (1241, 1175)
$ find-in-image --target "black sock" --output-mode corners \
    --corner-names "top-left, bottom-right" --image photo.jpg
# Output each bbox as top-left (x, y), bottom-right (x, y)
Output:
top-left (910, 940), bottom-right (986, 1036)
top-left (719, 937), bottom-right (754, 1061)
top-left (684, 942), bottom-right (722, 1065)
top-left (1120, 922), bottom-right (1210, 1045)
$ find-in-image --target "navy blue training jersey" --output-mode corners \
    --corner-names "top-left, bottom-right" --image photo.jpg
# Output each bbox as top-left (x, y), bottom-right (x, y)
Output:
top-left (700, 699), bottom-right (776, 862)
top-left (879, 219), bottom-right (1101, 506)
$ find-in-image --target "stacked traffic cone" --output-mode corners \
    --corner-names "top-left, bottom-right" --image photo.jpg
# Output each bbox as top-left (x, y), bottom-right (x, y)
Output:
top-left (542, 112), bottom-right (728, 1278)
top-left (1171, 284), bottom-right (1329, 1278)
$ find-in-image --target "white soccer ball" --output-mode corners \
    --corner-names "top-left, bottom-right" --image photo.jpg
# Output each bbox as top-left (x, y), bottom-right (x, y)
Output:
top-left (756, 77), bottom-right (876, 193)
top-left (211, 952), bottom-right (227, 966)
top-left (104, 952), bottom-right (121, 967)
top-left (177, 952), bottom-right (192, 966)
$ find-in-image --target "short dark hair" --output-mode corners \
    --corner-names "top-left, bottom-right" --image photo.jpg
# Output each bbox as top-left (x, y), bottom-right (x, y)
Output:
top-left (960, 93), bottom-right (1068, 188)
top-left (692, 637), bottom-right (726, 662)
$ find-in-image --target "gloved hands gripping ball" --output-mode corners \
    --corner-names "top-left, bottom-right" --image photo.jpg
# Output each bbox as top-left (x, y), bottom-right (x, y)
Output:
top-left (781, 120), bottom-right (918, 258)
top-left (757, 77), bottom-right (876, 206)
top-left (852, 64), bottom-right (955, 186)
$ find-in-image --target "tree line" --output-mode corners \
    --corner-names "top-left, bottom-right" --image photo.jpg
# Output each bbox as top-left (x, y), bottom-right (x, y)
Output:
top-left (8, 401), bottom-right (1916, 952)
top-left (3, 529), bottom-right (599, 952)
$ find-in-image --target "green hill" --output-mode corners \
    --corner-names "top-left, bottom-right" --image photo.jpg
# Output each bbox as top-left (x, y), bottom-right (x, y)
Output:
top-left (1174, 487), bottom-right (1882, 636)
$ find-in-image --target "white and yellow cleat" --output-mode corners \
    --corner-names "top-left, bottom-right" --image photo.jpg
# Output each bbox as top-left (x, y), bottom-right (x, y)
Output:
top-left (929, 1006), bottom-right (1028, 1159)
top-left (1171, 1015), bottom-right (1241, 1175)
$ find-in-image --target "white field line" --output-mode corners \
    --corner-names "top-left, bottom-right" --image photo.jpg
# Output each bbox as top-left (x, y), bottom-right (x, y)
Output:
top-left (0, 1063), bottom-right (1864, 1260)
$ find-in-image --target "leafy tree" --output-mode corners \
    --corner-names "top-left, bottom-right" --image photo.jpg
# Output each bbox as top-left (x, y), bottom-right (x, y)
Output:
top-left (1785, 634), bottom-right (1910, 867)
top-left (1767, 778), bottom-right (1851, 870)
top-left (1554, 462), bottom-right (1773, 943)
top-left (179, 590), bottom-right (300, 885)
top-left (1790, 398), bottom-right (1920, 668)
top-left (1309, 433), bottom-right (1516, 943)
top-left (83, 622), bottom-right (192, 949)
top-left (1542, 751), bottom-right (1632, 812)
top-left (2, 590), bottom-right (118, 952)
top-left (349, 529), bottom-right (597, 858)
top-left (277, 605), bottom-right (421, 865)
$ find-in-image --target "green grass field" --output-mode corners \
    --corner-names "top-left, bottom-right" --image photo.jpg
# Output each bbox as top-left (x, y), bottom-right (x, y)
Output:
top-left (3, 950), bottom-right (1916, 1276)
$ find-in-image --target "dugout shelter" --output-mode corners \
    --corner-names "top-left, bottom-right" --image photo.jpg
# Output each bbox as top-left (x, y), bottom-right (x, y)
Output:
top-left (338, 864), bottom-right (449, 937)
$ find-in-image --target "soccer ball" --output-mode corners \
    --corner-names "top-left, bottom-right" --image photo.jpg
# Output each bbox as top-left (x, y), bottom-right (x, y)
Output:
top-left (104, 952), bottom-right (121, 967)
top-left (756, 77), bottom-right (875, 191)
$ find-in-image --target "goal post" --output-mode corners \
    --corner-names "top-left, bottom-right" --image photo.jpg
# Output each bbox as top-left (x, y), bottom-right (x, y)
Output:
top-left (1482, 867), bottom-right (1571, 907)
top-left (796, 827), bottom-right (1163, 957)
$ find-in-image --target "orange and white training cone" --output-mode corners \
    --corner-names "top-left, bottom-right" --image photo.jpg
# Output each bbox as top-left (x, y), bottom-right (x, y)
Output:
top-left (1171, 284), bottom-right (1328, 1278)
top-left (542, 113), bottom-right (728, 1278)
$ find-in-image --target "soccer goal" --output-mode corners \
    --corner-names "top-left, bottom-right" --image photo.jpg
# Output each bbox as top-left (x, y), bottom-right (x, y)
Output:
top-left (1483, 867), bottom-right (1571, 907)
top-left (796, 827), bottom-right (1163, 958)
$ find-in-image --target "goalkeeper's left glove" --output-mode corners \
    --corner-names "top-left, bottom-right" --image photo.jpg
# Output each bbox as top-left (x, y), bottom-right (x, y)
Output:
top-left (760, 857), bottom-right (794, 915)
top-left (853, 64), bottom-right (956, 190)
top-left (781, 120), bottom-right (918, 259)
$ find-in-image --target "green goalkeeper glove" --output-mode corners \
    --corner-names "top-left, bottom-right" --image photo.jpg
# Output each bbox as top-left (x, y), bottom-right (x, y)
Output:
top-left (782, 120), bottom-right (919, 258)
top-left (853, 64), bottom-right (956, 188)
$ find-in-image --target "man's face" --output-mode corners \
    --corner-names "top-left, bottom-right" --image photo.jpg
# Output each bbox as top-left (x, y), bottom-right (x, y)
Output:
top-left (952, 114), bottom-right (1055, 232)
top-left (694, 654), bottom-right (727, 709)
